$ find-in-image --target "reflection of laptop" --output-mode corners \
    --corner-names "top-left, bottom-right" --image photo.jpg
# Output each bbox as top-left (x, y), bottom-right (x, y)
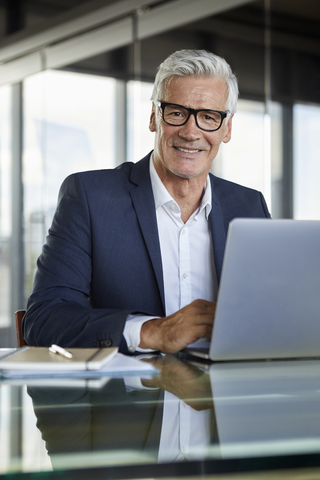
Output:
top-left (209, 359), bottom-right (320, 457)
top-left (184, 218), bottom-right (320, 361)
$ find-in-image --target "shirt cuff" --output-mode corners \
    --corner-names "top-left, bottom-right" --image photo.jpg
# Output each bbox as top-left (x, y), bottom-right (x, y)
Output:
top-left (123, 314), bottom-right (160, 353)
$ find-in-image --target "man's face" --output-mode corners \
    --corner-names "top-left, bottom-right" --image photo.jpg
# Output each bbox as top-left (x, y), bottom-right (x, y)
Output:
top-left (149, 75), bottom-right (233, 182)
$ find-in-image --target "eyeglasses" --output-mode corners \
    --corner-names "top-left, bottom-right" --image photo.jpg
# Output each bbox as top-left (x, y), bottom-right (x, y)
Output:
top-left (157, 101), bottom-right (229, 132)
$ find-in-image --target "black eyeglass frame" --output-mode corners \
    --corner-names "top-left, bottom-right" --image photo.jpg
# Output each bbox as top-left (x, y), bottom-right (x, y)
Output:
top-left (157, 101), bottom-right (230, 132)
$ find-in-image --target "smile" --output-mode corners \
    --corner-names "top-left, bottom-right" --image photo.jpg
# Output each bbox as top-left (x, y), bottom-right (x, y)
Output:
top-left (175, 147), bottom-right (201, 153)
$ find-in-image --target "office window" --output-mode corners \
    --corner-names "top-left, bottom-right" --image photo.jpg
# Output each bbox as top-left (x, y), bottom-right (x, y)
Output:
top-left (212, 99), bottom-right (283, 217)
top-left (212, 100), bottom-right (266, 192)
top-left (127, 81), bottom-right (155, 163)
top-left (294, 104), bottom-right (320, 220)
top-left (0, 85), bottom-right (12, 330)
top-left (23, 70), bottom-right (117, 297)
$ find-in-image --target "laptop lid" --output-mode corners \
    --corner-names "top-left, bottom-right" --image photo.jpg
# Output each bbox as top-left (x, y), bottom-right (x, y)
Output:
top-left (208, 218), bottom-right (320, 361)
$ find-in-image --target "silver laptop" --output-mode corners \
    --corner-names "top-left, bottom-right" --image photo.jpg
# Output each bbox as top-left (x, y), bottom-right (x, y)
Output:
top-left (184, 218), bottom-right (320, 361)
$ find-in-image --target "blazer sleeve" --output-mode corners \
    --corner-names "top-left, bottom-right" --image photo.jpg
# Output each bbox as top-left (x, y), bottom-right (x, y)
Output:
top-left (23, 173), bottom-right (134, 352)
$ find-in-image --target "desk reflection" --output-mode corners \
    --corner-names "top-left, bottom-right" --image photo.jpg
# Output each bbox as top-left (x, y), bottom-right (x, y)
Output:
top-left (27, 354), bottom-right (217, 469)
top-left (27, 356), bottom-right (320, 471)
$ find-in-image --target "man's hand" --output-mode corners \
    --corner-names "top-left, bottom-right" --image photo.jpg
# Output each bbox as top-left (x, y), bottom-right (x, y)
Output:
top-left (139, 299), bottom-right (216, 353)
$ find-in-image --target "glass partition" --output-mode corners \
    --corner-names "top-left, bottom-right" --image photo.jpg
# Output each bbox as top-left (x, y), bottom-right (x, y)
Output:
top-left (23, 70), bottom-right (117, 297)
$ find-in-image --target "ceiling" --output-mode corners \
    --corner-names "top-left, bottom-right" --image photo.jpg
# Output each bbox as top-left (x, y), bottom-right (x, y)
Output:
top-left (0, 0), bottom-right (319, 105)
top-left (0, 0), bottom-right (320, 44)
top-left (271, 0), bottom-right (320, 21)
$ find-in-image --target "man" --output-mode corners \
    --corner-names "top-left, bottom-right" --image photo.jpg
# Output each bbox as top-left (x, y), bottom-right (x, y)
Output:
top-left (23, 49), bottom-right (270, 353)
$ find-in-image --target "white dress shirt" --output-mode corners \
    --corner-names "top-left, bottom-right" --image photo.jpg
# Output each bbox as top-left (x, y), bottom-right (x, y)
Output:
top-left (123, 155), bottom-right (218, 352)
top-left (123, 156), bottom-right (215, 460)
top-left (124, 362), bottom-right (213, 463)
top-left (157, 390), bottom-right (212, 462)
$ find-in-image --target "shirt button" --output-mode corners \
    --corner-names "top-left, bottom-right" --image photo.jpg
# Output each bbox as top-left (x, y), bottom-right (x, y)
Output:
top-left (183, 273), bottom-right (188, 279)
top-left (182, 446), bottom-right (186, 453)
top-left (181, 229), bottom-right (186, 235)
top-left (128, 345), bottom-right (135, 353)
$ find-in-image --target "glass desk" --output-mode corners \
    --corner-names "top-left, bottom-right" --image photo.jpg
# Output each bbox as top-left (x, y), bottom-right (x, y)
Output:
top-left (1, 353), bottom-right (320, 479)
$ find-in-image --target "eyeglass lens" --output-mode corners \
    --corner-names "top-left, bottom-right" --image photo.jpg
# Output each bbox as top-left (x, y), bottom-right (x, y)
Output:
top-left (163, 104), bottom-right (223, 131)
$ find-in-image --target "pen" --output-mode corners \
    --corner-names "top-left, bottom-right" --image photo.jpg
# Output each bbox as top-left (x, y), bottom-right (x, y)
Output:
top-left (49, 344), bottom-right (73, 359)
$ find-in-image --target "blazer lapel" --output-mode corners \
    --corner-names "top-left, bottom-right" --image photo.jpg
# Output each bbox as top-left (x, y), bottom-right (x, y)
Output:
top-left (129, 154), bottom-right (165, 312)
top-left (209, 175), bottom-right (227, 284)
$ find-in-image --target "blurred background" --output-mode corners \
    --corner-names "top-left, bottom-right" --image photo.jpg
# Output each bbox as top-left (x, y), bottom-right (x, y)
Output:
top-left (0, 0), bottom-right (319, 346)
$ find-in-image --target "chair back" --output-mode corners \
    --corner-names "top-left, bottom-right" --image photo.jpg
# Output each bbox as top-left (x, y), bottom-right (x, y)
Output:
top-left (15, 310), bottom-right (28, 347)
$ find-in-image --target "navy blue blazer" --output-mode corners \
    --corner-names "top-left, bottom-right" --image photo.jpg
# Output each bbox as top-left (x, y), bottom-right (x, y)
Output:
top-left (24, 153), bottom-right (270, 352)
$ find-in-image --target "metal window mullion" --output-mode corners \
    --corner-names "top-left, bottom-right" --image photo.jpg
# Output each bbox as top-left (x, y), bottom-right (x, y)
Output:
top-left (10, 82), bottom-right (24, 347)
top-left (282, 103), bottom-right (294, 219)
top-left (115, 80), bottom-right (127, 166)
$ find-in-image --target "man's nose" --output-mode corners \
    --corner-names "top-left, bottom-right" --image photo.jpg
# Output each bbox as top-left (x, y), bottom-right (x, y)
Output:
top-left (178, 113), bottom-right (201, 139)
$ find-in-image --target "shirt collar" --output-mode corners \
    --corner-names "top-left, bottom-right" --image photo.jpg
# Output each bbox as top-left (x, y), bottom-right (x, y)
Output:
top-left (149, 154), bottom-right (212, 219)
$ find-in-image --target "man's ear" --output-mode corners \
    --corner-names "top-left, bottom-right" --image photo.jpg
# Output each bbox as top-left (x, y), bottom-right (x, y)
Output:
top-left (222, 114), bottom-right (234, 144)
top-left (149, 105), bottom-right (156, 132)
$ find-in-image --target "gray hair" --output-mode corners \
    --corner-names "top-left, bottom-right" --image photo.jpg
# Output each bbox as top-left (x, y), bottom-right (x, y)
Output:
top-left (151, 49), bottom-right (239, 114)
